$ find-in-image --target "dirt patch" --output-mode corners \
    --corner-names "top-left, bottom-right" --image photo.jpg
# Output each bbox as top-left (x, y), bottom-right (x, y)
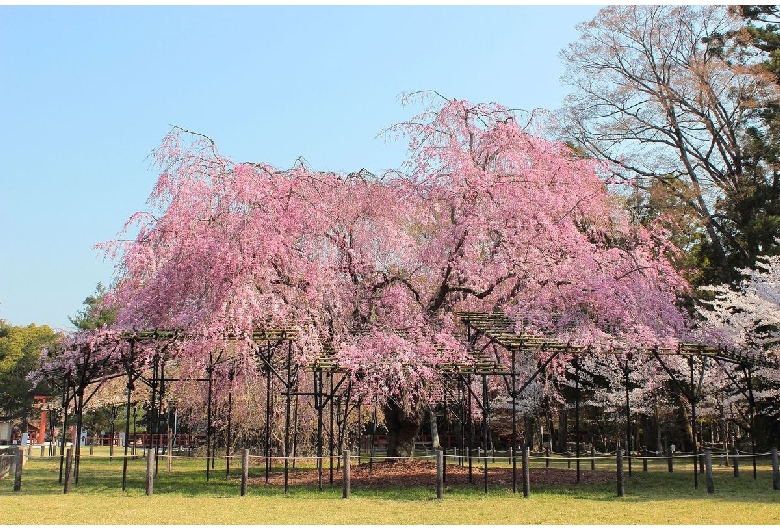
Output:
top-left (247, 459), bottom-right (614, 488)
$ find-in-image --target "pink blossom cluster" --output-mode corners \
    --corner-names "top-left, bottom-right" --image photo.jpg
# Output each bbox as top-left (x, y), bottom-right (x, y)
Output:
top-left (51, 96), bottom-right (699, 414)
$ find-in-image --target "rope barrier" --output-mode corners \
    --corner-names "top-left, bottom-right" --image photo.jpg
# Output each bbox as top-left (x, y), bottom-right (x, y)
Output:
top-left (28, 450), bottom-right (777, 462)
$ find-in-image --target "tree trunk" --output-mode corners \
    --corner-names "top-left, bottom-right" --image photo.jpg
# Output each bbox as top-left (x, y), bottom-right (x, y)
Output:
top-left (675, 394), bottom-right (694, 453)
top-left (557, 407), bottom-right (567, 453)
top-left (524, 416), bottom-right (536, 449)
top-left (428, 407), bottom-right (441, 450)
top-left (383, 402), bottom-right (424, 458)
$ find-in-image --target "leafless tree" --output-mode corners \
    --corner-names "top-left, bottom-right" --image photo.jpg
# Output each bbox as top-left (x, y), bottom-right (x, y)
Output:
top-left (559, 5), bottom-right (778, 279)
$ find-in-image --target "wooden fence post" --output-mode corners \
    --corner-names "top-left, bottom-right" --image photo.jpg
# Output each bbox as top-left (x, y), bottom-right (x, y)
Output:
top-left (146, 448), bottom-right (154, 496)
top-left (342, 450), bottom-right (350, 499)
top-left (545, 446), bottom-right (550, 468)
top-left (667, 446), bottom-right (674, 473)
top-left (591, 446), bottom-right (596, 470)
top-left (13, 448), bottom-right (23, 492)
top-left (522, 446), bottom-right (530, 498)
top-left (241, 449), bottom-right (249, 496)
top-left (733, 448), bottom-right (740, 478)
top-left (642, 448), bottom-right (648, 472)
top-left (64, 448), bottom-right (73, 494)
top-left (772, 447), bottom-right (779, 491)
top-left (436, 449), bottom-right (443, 500)
top-left (616, 449), bottom-right (624, 498)
top-left (40, 445), bottom-right (45, 458)
top-left (705, 449), bottom-right (714, 494)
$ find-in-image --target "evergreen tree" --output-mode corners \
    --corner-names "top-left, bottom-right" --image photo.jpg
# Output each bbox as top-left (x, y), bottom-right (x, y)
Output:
top-left (69, 282), bottom-right (117, 330)
top-left (0, 321), bottom-right (59, 418)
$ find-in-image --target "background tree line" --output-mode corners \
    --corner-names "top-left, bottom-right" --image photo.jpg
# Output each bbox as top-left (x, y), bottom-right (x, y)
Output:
top-left (560, 4), bottom-right (780, 288)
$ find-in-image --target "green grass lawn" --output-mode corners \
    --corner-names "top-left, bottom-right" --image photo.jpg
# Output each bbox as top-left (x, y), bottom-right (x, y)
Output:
top-left (2, 447), bottom-right (779, 524)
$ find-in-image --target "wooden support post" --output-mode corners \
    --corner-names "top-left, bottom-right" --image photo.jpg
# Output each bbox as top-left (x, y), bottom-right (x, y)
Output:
top-left (89, 443), bottom-right (94, 457)
top-left (146, 448), bottom-right (154, 496)
top-left (468, 447), bottom-right (473, 483)
top-left (342, 450), bottom-right (350, 499)
top-left (545, 446), bottom-right (550, 468)
top-left (667, 446), bottom-right (673, 473)
top-left (14, 448), bottom-right (23, 492)
top-left (642, 448), bottom-right (648, 472)
top-left (616, 449), bottom-right (624, 498)
top-left (64, 448), bottom-right (73, 494)
top-left (772, 447), bottom-right (779, 491)
top-left (591, 446), bottom-right (596, 470)
top-left (240, 449), bottom-right (249, 497)
top-left (436, 449), bottom-right (444, 500)
top-left (40, 445), bottom-right (45, 458)
top-left (522, 446), bottom-right (530, 498)
top-left (705, 449), bottom-right (714, 494)
top-left (733, 447), bottom-right (740, 478)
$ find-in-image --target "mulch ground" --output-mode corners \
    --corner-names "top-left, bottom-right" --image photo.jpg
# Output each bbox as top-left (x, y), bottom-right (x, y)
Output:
top-left (248, 459), bottom-right (614, 488)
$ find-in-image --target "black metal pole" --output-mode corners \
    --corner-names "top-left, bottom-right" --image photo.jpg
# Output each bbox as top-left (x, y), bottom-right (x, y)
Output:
top-left (59, 372), bottom-right (70, 484)
top-left (459, 379), bottom-right (465, 467)
top-left (690, 357), bottom-right (698, 489)
top-left (747, 366), bottom-right (758, 480)
top-left (512, 347), bottom-right (517, 494)
top-left (316, 370), bottom-right (324, 491)
top-left (122, 372), bottom-right (133, 491)
top-left (109, 406), bottom-right (116, 462)
top-left (284, 340), bottom-right (292, 493)
top-left (154, 355), bottom-right (164, 476)
top-left (149, 355), bottom-right (158, 476)
top-left (292, 390), bottom-right (300, 469)
top-left (206, 354), bottom-right (213, 482)
top-left (226, 388), bottom-right (233, 479)
top-left (329, 372), bottom-right (335, 485)
top-left (73, 388), bottom-right (84, 485)
top-left (468, 375), bottom-right (474, 483)
top-left (482, 373), bottom-right (489, 494)
top-left (575, 354), bottom-right (581, 484)
top-left (370, 400), bottom-right (376, 475)
top-left (356, 401), bottom-right (361, 465)
top-left (265, 345), bottom-right (272, 484)
top-left (442, 383), bottom-right (448, 484)
top-left (624, 356), bottom-right (632, 477)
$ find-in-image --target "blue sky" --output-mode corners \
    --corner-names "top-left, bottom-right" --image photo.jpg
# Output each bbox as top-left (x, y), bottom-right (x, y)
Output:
top-left (0, 5), bottom-right (602, 331)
